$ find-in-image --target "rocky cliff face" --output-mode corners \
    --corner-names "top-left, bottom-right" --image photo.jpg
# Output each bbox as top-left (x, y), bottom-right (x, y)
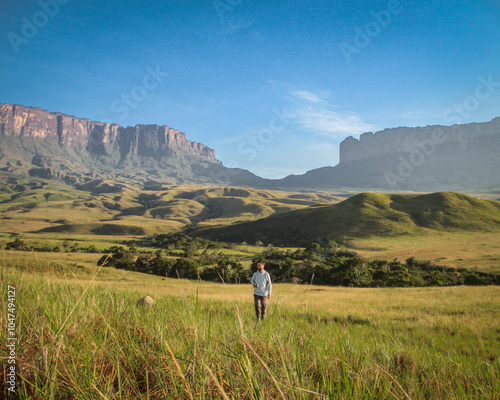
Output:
top-left (274, 117), bottom-right (500, 191)
top-left (339, 119), bottom-right (500, 165)
top-left (0, 103), bottom-right (218, 165)
top-left (0, 103), bottom-right (234, 184)
top-left (336, 118), bottom-right (500, 190)
top-left (2, 102), bottom-right (498, 191)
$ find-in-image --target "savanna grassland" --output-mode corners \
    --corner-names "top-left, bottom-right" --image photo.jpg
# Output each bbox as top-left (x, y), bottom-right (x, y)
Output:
top-left (351, 231), bottom-right (500, 274)
top-left (1, 178), bottom-right (499, 272)
top-left (1, 178), bottom-right (500, 398)
top-left (1, 257), bottom-right (499, 399)
top-left (0, 178), bottom-right (345, 237)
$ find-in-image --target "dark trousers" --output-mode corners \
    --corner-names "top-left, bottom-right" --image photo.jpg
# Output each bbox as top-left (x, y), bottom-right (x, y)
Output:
top-left (254, 294), bottom-right (269, 320)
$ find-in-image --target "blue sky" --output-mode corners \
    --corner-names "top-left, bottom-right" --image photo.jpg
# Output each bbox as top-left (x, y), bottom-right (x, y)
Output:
top-left (1, 0), bottom-right (499, 178)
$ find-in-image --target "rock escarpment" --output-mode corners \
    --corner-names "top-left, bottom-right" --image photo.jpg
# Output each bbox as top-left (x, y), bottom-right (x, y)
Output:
top-left (0, 103), bottom-right (218, 163)
top-left (275, 117), bottom-right (500, 191)
top-left (1, 102), bottom-right (498, 191)
top-left (337, 118), bottom-right (500, 190)
top-left (0, 103), bottom-right (230, 183)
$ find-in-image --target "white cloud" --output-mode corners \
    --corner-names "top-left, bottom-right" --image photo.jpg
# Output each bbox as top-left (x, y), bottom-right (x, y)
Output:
top-left (289, 89), bottom-right (376, 138)
top-left (297, 106), bottom-right (375, 138)
top-left (291, 90), bottom-right (330, 103)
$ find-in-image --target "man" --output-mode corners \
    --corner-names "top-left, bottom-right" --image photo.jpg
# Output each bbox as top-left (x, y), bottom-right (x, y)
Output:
top-left (250, 259), bottom-right (272, 321)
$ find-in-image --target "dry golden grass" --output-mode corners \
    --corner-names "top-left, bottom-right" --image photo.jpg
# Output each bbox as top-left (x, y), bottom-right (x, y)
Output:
top-left (0, 184), bottom-right (342, 237)
top-left (12, 251), bottom-right (498, 330)
top-left (352, 231), bottom-right (500, 273)
top-left (1, 251), bottom-right (499, 399)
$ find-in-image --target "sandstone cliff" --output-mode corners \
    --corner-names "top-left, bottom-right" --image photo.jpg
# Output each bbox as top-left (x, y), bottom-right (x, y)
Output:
top-left (0, 103), bottom-right (242, 184)
top-left (0, 103), bottom-right (218, 164)
top-left (1, 102), bottom-right (498, 191)
top-left (337, 118), bottom-right (500, 190)
top-left (274, 117), bottom-right (500, 191)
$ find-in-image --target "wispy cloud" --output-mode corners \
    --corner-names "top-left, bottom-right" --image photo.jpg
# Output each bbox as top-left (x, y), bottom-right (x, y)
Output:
top-left (297, 106), bottom-right (375, 137)
top-left (290, 90), bottom-right (376, 138)
top-left (291, 90), bottom-right (330, 103)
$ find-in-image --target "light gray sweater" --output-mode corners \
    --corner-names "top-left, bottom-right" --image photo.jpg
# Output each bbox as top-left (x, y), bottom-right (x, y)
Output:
top-left (251, 270), bottom-right (272, 296)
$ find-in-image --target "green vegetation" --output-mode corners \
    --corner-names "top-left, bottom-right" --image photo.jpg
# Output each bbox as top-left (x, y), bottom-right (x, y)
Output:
top-left (260, 244), bottom-right (499, 287)
top-left (92, 237), bottom-right (498, 288)
top-left (351, 231), bottom-right (500, 274)
top-left (4, 232), bottom-right (499, 288)
top-left (1, 158), bottom-right (499, 398)
top-left (1, 261), bottom-right (499, 399)
top-left (194, 192), bottom-right (500, 246)
top-left (0, 176), bottom-right (342, 236)
top-left (1, 175), bottom-right (498, 272)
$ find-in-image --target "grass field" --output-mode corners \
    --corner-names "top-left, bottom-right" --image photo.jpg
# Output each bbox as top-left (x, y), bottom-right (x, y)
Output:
top-left (2, 180), bottom-right (499, 273)
top-left (1, 228), bottom-right (499, 274)
top-left (0, 181), bottom-right (343, 236)
top-left (194, 192), bottom-right (500, 249)
top-left (1, 181), bottom-right (499, 397)
top-left (1, 254), bottom-right (499, 399)
top-left (352, 231), bottom-right (500, 274)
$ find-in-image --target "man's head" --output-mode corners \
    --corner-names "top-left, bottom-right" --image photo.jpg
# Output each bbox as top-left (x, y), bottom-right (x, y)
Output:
top-left (256, 260), bottom-right (265, 272)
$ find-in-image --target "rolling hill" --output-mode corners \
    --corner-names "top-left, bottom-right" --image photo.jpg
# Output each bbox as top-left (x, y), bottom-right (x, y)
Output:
top-left (0, 177), bottom-right (343, 236)
top-left (192, 192), bottom-right (500, 246)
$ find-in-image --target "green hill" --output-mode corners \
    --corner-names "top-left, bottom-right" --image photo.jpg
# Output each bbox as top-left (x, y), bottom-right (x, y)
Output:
top-left (193, 192), bottom-right (500, 246)
top-left (0, 175), bottom-right (343, 235)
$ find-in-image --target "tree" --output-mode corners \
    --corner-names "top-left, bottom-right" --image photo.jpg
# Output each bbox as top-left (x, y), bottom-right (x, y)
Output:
top-left (97, 246), bottom-right (133, 268)
top-left (86, 245), bottom-right (98, 253)
top-left (5, 237), bottom-right (29, 251)
top-left (172, 258), bottom-right (199, 279)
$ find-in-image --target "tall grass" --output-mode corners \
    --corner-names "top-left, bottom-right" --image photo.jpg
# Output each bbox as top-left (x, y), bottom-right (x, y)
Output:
top-left (1, 264), bottom-right (499, 399)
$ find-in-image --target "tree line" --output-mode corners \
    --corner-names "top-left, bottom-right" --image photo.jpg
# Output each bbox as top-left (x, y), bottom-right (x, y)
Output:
top-left (3, 233), bottom-right (498, 286)
top-left (98, 245), bottom-right (248, 284)
top-left (99, 237), bottom-right (499, 287)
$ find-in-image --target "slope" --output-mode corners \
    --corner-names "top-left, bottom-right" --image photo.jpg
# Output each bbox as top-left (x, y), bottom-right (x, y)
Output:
top-left (0, 176), bottom-right (342, 236)
top-left (193, 192), bottom-right (500, 246)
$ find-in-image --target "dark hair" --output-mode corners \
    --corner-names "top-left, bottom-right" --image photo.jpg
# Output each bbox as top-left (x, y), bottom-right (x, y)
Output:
top-left (257, 259), bottom-right (265, 265)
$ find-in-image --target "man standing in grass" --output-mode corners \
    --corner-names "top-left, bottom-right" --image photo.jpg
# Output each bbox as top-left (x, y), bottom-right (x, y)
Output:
top-left (251, 260), bottom-right (272, 321)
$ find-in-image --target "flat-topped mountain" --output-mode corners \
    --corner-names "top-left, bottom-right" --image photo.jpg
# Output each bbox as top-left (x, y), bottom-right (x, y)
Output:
top-left (0, 103), bottom-right (217, 161)
top-left (274, 118), bottom-right (500, 191)
top-left (1, 102), bottom-right (499, 191)
top-left (0, 103), bottom-right (228, 182)
top-left (0, 103), bottom-right (273, 186)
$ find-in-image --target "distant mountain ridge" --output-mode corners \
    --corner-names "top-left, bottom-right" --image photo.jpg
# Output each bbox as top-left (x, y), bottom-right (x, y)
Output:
top-left (0, 103), bottom-right (272, 185)
top-left (0, 103), bottom-right (217, 181)
top-left (274, 118), bottom-right (500, 191)
top-left (1, 102), bottom-right (499, 191)
top-left (0, 103), bottom-right (217, 161)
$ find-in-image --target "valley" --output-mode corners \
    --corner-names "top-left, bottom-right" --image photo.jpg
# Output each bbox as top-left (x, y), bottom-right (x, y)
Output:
top-left (1, 173), bottom-right (499, 274)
